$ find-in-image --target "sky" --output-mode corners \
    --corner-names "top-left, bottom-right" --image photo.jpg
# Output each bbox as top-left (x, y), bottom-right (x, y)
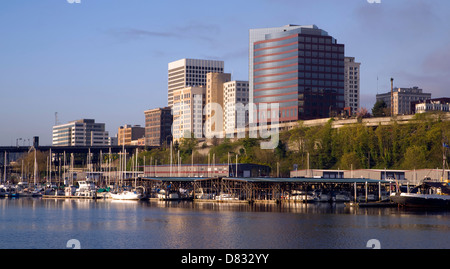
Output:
top-left (1, 0), bottom-right (450, 146)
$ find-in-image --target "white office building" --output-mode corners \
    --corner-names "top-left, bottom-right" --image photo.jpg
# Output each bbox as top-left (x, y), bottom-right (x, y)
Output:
top-left (223, 80), bottom-right (249, 136)
top-left (52, 119), bottom-right (109, 146)
top-left (344, 57), bottom-right (361, 114)
top-left (172, 86), bottom-right (206, 141)
top-left (168, 58), bottom-right (224, 108)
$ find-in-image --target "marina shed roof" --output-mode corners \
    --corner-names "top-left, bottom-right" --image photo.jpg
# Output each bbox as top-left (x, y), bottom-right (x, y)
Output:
top-left (142, 177), bottom-right (391, 184)
top-left (226, 177), bottom-right (391, 184)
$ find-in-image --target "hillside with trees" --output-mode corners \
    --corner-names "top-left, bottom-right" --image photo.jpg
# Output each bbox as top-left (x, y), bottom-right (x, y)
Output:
top-left (137, 113), bottom-right (450, 178)
top-left (13, 113), bottom-right (449, 180)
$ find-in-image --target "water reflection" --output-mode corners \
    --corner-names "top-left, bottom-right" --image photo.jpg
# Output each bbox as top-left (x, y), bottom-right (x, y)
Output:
top-left (0, 198), bottom-right (449, 249)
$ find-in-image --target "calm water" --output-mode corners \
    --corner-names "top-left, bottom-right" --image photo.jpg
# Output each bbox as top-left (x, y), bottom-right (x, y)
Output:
top-left (0, 198), bottom-right (449, 249)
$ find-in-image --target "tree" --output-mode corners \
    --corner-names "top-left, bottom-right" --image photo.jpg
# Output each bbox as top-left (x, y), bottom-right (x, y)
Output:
top-left (275, 140), bottom-right (287, 159)
top-left (401, 145), bottom-right (428, 169)
top-left (338, 152), bottom-right (363, 170)
top-left (356, 107), bottom-right (371, 120)
top-left (13, 150), bottom-right (49, 181)
top-left (372, 100), bottom-right (389, 117)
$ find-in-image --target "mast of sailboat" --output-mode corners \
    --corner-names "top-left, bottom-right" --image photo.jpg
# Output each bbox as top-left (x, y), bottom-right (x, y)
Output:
top-left (49, 148), bottom-right (52, 184)
top-left (63, 151), bottom-right (66, 186)
top-left (33, 148), bottom-right (37, 186)
top-left (135, 148), bottom-right (138, 188)
top-left (170, 141), bottom-right (173, 177)
top-left (3, 151), bottom-right (6, 184)
top-left (443, 143), bottom-right (446, 183)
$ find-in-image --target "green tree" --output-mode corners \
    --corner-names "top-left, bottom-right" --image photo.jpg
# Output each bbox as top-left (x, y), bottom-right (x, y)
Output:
top-left (372, 100), bottom-right (388, 117)
top-left (338, 152), bottom-right (363, 170)
top-left (401, 145), bottom-right (428, 169)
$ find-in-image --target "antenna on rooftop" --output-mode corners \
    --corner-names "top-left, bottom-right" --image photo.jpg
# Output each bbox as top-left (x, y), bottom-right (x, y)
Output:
top-left (55, 112), bottom-right (59, 126)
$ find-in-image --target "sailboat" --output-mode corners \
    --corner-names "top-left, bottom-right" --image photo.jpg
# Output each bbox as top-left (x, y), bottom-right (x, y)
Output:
top-left (110, 150), bottom-right (145, 200)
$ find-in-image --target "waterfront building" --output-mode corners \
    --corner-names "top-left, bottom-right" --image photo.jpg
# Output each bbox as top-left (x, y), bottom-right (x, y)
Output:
top-left (117, 125), bottom-right (145, 146)
top-left (172, 86), bottom-right (206, 141)
top-left (291, 168), bottom-right (450, 186)
top-left (223, 80), bottom-right (250, 136)
top-left (413, 98), bottom-right (450, 114)
top-left (250, 24), bottom-right (345, 123)
top-left (144, 107), bottom-right (173, 147)
top-left (168, 58), bottom-right (224, 108)
top-left (344, 57), bottom-right (361, 114)
top-left (205, 72), bottom-right (231, 136)
top-left (52, 119), bottom-right (109, 147)
top-left (143, 163), bottom-right (270, 178)
top-left (376, 86), bottom-right (431, 115)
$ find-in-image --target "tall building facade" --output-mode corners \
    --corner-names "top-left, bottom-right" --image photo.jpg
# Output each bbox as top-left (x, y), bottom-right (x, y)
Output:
top-left (223, 80), bottom-right (249, 136)
top-left (52, 119), bottom-right (109, 146)
top-left (168, 58), bottom-right (224, 108)
top-left (117, 125), bottom-right (145, 146)
top-left (205, 72), bottom-right (231, 135)
top-left (172, 86), bottom-right (206, 141)
top-left (144, 107), bottom-right (173, 147)
top-left (344, 57), bottom-right (361, 114)
top-left (376, 87), bottom-right (431, 115)
top-left (251, 24), bottom-right (345, 123)
top-left (249, 24), bottom-right (307, 114)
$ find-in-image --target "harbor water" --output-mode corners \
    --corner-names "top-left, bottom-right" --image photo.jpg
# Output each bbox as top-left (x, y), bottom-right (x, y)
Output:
top-left (0, 198), bottom-right (449, 249)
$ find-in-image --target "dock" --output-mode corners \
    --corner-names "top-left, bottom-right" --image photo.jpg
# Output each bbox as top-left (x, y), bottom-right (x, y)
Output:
top-left (42, 195), bottom-right (103, 200)
top-left (345, 201), bottom-right (397, 208)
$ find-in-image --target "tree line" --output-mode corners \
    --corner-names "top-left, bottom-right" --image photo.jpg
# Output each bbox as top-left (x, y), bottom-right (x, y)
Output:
top-left (12, 112), bottom-right (450, 180)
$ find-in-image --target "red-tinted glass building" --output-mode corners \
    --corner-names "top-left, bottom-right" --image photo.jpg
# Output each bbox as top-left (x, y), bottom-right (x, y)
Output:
top-left (252, 25), bottom-right (345, 122)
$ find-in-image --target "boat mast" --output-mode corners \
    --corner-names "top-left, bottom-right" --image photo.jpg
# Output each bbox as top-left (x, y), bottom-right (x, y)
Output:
top-left (33, 149), bottom-right (37, 185)
top-left (443, 145), bottom-right (446, 183)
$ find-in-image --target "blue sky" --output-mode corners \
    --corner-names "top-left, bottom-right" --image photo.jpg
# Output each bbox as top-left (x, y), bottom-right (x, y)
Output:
top-left (1, 0), bottom-right (450, 146)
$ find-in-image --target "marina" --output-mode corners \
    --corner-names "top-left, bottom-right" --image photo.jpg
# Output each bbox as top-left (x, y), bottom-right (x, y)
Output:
top-left (2, 174), bottom-right (447, 208)
top-left (8, 176), bottom-right (395, 205)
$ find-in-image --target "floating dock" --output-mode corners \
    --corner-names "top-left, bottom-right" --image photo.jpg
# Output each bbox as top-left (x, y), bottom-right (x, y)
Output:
top-left (42, 195), bottom-right (102, 200)
top-left (345, 201), bottom-right (397, 208)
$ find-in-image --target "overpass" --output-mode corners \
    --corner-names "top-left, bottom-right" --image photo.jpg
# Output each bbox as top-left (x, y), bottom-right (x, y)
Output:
top-left (0, 145), bottom-right (152, 155)
top-left (0, 145), bottom-right (156, 167)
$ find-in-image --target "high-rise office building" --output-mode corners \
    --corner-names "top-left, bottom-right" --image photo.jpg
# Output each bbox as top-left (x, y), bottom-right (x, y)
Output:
top-left (223, 80), bottom-right (249, 136)
top-left (250, 24), bottom-right (345, 122)
top-left (249, 24), bottom-right (306, 113)
top-left (205, 72), bottom-right (231, 135)
top-left (168, 58), bottom-right (224, 108)
top-left (144, 107), bottom-right (173, 147)
top-left (172, 86), bottom-right (206, 141)
top-left (344, 57), bottom-right (361, 114)
top-left (52, 119), bottom-right (109, 146)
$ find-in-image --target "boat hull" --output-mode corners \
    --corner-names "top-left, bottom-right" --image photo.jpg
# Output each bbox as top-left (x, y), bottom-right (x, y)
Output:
top-left (110, 193), bottom-right (143, 200)
top-left (391, 193), bottom-right (450, 209)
